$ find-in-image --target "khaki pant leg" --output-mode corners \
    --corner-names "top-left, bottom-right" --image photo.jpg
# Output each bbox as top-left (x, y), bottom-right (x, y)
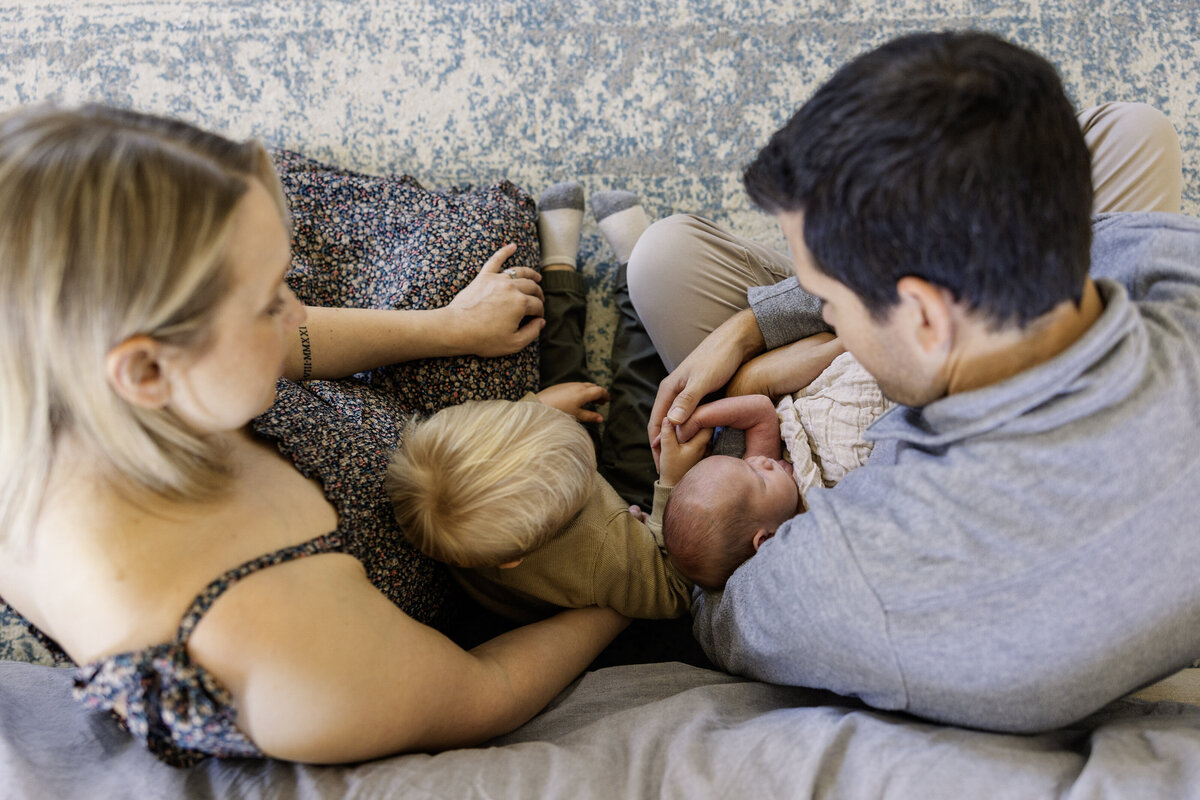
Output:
top-left (627, 214), bottom-right (794, 371)
top-left (1079, 102), bottom-right (1184, 214)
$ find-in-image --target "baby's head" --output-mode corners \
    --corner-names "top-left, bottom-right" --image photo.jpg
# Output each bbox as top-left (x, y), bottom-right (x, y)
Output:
top-left (385, 399), bottom-right (595, 568)
top-left (662, 455), bottom-right (800, 591)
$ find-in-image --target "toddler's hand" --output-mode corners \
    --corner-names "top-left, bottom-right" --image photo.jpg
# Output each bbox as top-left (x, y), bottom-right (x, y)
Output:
top-left (658, 417), bottom-right (712, 487)
top-left (536, 381), bottom-right (610, 424)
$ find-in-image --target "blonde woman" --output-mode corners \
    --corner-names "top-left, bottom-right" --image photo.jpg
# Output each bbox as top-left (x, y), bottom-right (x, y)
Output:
top-left (0, 104), bottom-right (627, 766)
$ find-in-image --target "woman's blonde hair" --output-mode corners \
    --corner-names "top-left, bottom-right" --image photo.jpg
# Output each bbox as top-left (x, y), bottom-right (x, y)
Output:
top-left (385, 400), bottom-right (597, 568)
top-left (0, 104), bottom-right (288, 544)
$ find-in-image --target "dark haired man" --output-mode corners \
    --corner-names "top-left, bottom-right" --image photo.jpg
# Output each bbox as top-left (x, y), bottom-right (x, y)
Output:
top-left (630, 31), bottom-right (1197, 731)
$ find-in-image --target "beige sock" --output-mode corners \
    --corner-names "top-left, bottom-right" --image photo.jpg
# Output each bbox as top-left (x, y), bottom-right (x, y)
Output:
top-left (592, 190), bottom-right (650, 264)
top-left (536, 181), bottom-right (585, 268)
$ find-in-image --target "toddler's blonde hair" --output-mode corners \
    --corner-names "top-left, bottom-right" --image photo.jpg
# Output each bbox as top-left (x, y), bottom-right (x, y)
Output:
top-left (386, 399), bottom-right (596, 568)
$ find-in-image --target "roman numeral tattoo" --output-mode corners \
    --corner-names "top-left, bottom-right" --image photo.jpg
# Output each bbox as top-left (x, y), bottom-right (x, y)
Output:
top-left (298, 325), bottom-right (312, 380)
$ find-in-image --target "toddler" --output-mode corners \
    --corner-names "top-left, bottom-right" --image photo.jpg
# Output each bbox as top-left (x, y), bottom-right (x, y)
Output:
top-left (387, 182), bottom-right (692, 622)
top-left (386, 395), bottom-right (692, 622)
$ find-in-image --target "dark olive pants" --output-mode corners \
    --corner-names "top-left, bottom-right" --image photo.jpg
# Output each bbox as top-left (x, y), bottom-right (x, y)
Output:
top-left (539, 265), bottom-right (666, 512)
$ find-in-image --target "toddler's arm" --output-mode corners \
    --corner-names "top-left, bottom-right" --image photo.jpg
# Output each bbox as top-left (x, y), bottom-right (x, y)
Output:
top-left (657, 417), bottom-right (714, 486)
top-left (535, 381), bottom-right (610, 423)
top-left (591, 504), bottom-right (694, 619)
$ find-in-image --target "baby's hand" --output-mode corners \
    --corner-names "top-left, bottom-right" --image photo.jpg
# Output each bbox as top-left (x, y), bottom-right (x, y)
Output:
top-left (658, 417), bottom-right (713, 487)
top-left (536, 381), bottom-right (610, 424)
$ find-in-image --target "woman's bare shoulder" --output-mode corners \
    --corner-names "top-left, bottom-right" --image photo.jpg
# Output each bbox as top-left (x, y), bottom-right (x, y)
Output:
top-left (186, 550), bottom-right (468, 761)
top-left (5, 431), bottom-right (340, 663)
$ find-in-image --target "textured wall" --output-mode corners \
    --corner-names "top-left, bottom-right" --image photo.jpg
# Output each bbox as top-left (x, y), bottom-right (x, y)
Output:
top-left (2, 0), bottom-right (1197, 383)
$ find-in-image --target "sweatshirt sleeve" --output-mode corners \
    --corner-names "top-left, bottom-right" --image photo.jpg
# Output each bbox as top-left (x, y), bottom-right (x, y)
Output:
top-left (645, 480), bottom-right (674, 547)
top-left (747, 276), bottom-right (832, 349)
top-left (591, 500), bottom-right (694, 620)
top-left (1090, 213), bottom-right (1200, 307)
top-left (690, 507), bottom-right (906, 712)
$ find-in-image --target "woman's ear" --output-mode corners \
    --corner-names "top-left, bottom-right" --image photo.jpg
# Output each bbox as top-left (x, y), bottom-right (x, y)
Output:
top-left (895, 276), bottom-right (956, 355)
top-left (105, 335), bottom-right (172, 409)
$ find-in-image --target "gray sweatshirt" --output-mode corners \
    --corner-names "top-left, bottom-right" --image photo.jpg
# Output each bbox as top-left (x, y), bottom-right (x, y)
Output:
top-left (693, 212), bottom-right (1200, 732)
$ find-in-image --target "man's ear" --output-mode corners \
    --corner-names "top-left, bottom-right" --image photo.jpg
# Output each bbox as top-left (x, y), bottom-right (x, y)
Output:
top-left (895, 276), bottom-right (956, 355)
top-left (105, 335), bottom-right (172, 409)
top-left (752, 529), bottom-right (775, 552)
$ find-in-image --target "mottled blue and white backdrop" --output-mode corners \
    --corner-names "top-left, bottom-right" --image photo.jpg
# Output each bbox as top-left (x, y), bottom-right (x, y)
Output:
top-left (2, 0), bottom-right (1197, 384)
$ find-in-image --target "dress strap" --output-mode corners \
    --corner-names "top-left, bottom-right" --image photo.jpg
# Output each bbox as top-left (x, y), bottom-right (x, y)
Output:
top-left (172, 533), bottom-right (343, 645)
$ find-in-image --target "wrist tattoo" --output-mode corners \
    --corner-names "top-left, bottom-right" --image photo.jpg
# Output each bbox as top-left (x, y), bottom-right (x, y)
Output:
top-left (298, 325), bottom-right (312, 380)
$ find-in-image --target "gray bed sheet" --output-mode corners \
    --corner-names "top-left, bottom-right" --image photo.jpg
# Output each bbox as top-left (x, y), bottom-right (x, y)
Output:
top-left (3, 659), bottom-right (1199, 799)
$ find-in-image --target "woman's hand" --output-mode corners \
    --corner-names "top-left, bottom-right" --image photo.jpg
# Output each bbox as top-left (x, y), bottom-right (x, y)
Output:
top-left (536, 381), bottom-right (610, 424)
top-left (445, 244), bottom-right (546, 357)
top-left (283, 246), bottom-right (550, 380)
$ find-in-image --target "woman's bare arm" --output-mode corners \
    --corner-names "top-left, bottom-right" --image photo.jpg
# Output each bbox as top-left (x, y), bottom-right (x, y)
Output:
top-left (283, 245), bottom-right (546, 381)
top-left (188, 553), bottom-right (628, 764)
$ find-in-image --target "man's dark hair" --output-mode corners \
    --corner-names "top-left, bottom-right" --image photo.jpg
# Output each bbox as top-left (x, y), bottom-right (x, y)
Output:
top-left (743, 31), bottom-right (1093, 327)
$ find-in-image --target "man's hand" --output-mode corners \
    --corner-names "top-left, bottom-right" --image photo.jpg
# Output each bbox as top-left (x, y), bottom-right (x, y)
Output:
top-left (445, 244), bottom-right (546, 357)
top-left (725, 333), bottom-right (843, 400)
top-left (536, 381), bottom-right (610, 424)
top-left (647, 308), bottom-right (765, 441)
top-left (656, 417), bottom-right (714, 486)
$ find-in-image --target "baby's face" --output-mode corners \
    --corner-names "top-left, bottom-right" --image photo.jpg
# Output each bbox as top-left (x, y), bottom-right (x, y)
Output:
top-left (705, 455), bottom-right (800, 531)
